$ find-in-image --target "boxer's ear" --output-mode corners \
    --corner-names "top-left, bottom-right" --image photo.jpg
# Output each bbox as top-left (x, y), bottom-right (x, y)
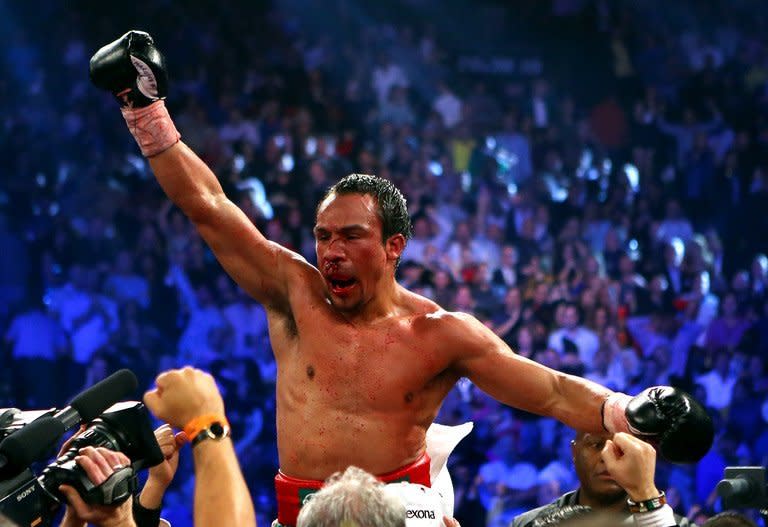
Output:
top-left (385, 233), bottom-right (406, 262)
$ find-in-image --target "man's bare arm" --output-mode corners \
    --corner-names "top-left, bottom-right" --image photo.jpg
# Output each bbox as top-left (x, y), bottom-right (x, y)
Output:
top-left (192, 438), bottom-right (256, 527)
top-left (144, 368), bottom-right (257, 527)
top-left (148, 142), bottom-right (310, 308)
top-left (447, 312), bottom-right (611, 432)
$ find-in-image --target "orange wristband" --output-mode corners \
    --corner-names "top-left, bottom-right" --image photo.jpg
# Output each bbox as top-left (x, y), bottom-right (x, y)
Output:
top-left (183, 414), bottom-right (230, 443)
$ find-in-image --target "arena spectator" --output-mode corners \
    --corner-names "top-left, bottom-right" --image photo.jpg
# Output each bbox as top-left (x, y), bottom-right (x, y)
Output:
top-left (513, 432), bottom-right (691, 527)
top-left (3, 297), bottom-right (67, 406)
top-left (547, 303), bottom-right (599, 367)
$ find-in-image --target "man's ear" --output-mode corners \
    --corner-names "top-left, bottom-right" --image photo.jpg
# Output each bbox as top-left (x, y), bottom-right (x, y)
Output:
top-left (386, 234), bottom-right (406, 262)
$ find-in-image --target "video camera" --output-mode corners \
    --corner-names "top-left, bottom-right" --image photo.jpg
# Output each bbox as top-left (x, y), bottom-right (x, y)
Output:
top-left (717, 466), bottom-right (768, 516)
top-left (0, 370), bottom-right (164, 527)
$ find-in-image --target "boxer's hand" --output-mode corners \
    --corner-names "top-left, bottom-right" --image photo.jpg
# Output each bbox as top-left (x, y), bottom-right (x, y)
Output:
top-left (143, 367), bottom-right (225, 429)
top-left (626, 387), bottom-right (713, 463)
top-left (90, 31), bottom-right (168, 108)
top-left (601, 433), bottom-right (659, 502)
top-left (59, 448), bottom-right (135, 527)
top-left (604, 386), bottom-right (713, 463)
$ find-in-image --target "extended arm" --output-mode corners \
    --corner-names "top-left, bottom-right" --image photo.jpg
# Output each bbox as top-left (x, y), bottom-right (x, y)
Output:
top-left (449, 312), bottom-right (610, 432)
top-left (448, 311), bottom-right (714, 463)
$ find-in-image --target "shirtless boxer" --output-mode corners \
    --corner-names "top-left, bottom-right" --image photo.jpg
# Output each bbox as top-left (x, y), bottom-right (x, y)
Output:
top-left (89, 32), bottom-right (714, 526)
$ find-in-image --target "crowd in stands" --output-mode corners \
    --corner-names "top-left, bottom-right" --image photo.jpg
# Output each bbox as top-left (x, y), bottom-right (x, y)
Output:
top-left (3, 0), bottom-right (768, 525)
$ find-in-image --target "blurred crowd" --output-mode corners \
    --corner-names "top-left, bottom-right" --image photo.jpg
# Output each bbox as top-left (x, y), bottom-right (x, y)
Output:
top-left (3, 0), bottom-right (768, 525)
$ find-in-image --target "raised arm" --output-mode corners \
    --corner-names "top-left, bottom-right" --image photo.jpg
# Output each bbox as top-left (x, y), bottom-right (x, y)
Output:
top-left (144, 368), bottom-right (256, 527)
top-left (148, 142), bottom-right (307, 308)
top-left (447, 312), bottom-right (610, 432)
top-left (90, 31), bottom-right (312, 310)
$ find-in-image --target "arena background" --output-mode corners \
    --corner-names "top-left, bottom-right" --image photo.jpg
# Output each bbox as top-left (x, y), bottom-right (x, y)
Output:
top-left (2, 0), bottom-right (768, 525)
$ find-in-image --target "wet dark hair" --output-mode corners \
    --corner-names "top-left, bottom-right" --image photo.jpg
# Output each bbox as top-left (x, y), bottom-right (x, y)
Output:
top-left (321, 173), bottom-right (413, 243)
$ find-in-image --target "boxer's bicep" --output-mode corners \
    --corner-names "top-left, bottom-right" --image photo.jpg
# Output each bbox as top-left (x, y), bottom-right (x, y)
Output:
top-left (452, 318), bottom-right (560, 416)
top-left (193, 197), bottom-right (308, 309)
top-left (148, 142), bottom-right (311, 308)
top-left (449, 314), bottom-right (608, 432)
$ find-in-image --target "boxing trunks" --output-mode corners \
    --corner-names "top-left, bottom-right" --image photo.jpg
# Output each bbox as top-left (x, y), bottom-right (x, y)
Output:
top-left (273, 452), bottom-right (432, 527)
top-left (272, 422), bottom-right (473, 527)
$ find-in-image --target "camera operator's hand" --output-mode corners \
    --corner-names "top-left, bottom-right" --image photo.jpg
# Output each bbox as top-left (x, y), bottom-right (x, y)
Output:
top-left (601, 432), bottom-right (660, 502)
top-left (57, 425), bottom-right (86, 458)
top-left (59, 447), bottom-right (136, 527)
top-left (143, 367), bottom-right (225, 428)
top-left (138, 424), bottom-right (187, 509)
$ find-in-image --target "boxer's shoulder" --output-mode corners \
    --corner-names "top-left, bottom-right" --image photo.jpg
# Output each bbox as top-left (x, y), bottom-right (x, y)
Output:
top-left (413, 309), bottom-right (491, 354)
top-left (418, 309), bottom-right (481, 331)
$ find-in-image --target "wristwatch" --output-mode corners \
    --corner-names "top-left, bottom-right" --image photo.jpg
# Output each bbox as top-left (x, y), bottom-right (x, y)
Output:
top-left (190, 420), bottom-right (230, 447)
top-left (183, 414), bottom-right (231, 448)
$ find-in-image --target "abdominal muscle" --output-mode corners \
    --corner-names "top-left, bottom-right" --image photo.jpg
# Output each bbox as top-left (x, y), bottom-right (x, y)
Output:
top-left (275, 384), bottom-right (431, 480)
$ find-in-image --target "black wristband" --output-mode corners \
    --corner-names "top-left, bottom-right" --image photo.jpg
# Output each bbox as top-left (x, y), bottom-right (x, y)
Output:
top-left (133, 494), bottom-right (162, 527)
top-left (627, 491), bottom-right (667, 513)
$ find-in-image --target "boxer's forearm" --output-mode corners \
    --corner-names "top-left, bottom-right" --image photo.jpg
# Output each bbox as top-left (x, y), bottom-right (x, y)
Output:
top-left (192, 439), bottom-right (256, 527)
top-left (468, 361), bottom-right (610, 433)
top-left (148, 140), bottom-right (296, 307)
top-left (549, 372), bottom-right (613, 433)
top-left (148, 142), bottom-right (226, 222)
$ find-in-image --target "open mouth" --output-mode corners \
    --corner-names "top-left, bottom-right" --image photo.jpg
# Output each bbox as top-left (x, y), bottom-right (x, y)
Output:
top-left (328, 277), bottom-right (357, 295)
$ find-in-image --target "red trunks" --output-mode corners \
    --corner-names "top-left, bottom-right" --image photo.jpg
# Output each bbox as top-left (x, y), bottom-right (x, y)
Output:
top-left (274, 452), bottom-right (431, 526)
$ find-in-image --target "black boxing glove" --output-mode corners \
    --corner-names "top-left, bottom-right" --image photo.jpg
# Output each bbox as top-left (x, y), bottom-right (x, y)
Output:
top-left (90, 31), bottom-right (179, 157)
top-left (90, 30), bottom-right (167, 108)
top-left (602, 386), bottom-right (714, 464)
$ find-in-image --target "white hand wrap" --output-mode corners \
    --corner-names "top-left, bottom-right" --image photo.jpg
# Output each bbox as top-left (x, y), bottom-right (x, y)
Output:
top-left (121, 100), bottom-right (180, 157)
top-left (603, 392), bottom-right (633, 434)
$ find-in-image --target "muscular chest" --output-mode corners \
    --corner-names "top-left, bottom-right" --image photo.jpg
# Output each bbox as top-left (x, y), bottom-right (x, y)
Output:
top-left (278, 314), bottom-right (450, 410)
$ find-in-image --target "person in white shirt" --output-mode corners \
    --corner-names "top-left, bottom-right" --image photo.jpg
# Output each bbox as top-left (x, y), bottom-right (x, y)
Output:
top-left (400, 209), bottom-right (452, 265)
top-left (48, 265), bottom-right (118, 365)
top-left (492, 245), bottom-right (518, 289)
top-left (371, 52), bottom-right (409, 107)
top-left (166, 264), bottom-right (232, 368)
top-left (695, 350), bottom-right (738, 411)
top-left (217, 276), bottom-right (269, 360)
top-left (433, 81), bottom-right (463, 129)
top-left (4, 299), bottom-right (67, 406)
top-left (104, 250), bottom-right (150, 309)
top-left (547, 303), bottom-right (600, 367)
top-left (656, 200), bottom-right (694, 243)
top-left (686, 270), bottom-right (720, 346)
